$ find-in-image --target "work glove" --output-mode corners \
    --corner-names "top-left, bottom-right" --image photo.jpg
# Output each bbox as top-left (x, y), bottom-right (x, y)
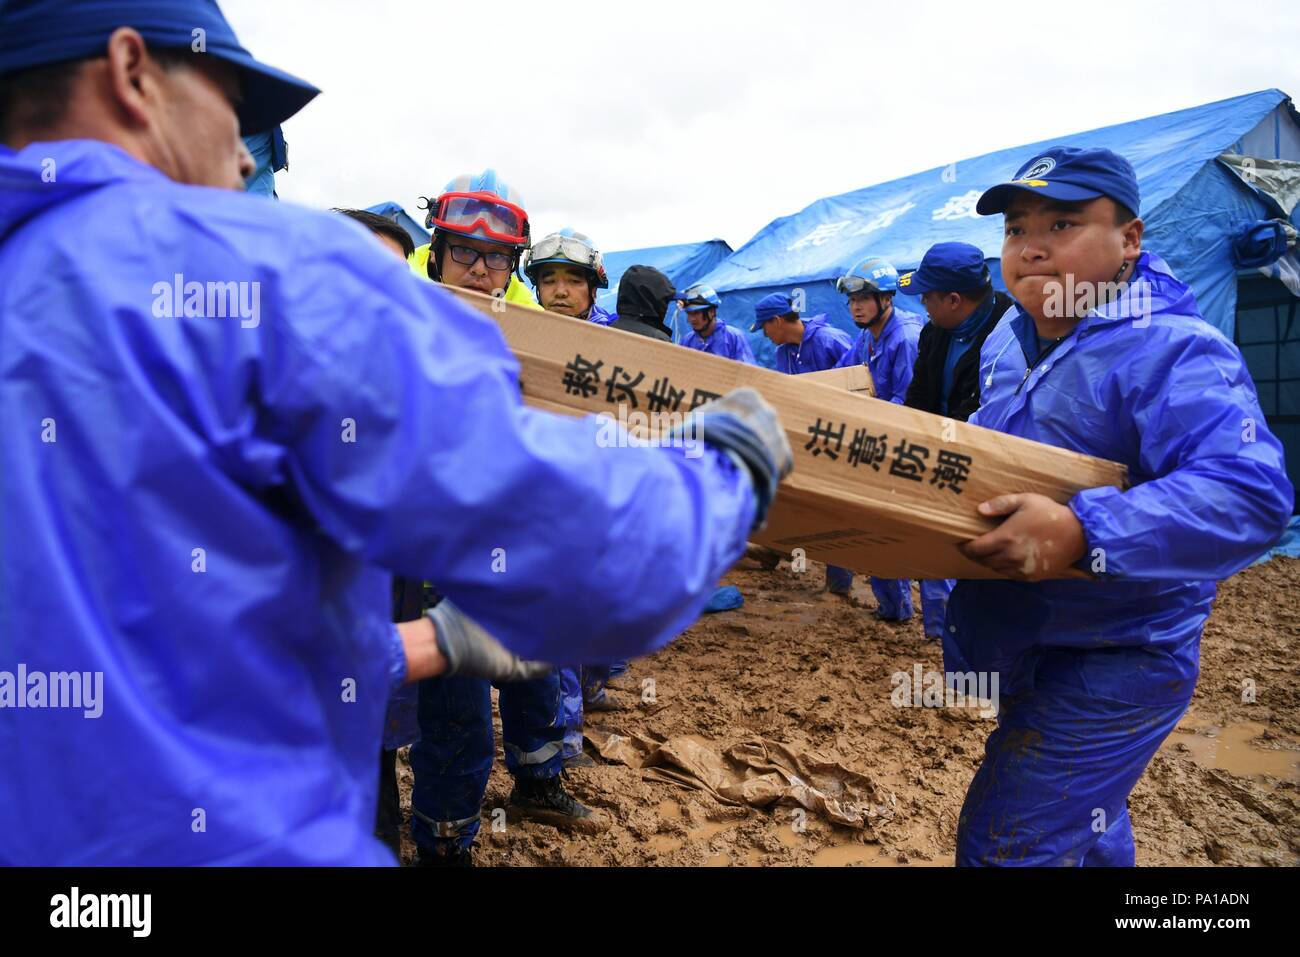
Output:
top-left (427, 599), bottom-right (552, 683)
top-left (682, 387), bottom-right (793, 530)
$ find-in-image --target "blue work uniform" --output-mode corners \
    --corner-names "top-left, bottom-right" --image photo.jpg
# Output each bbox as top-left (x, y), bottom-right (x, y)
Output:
top-left (949, 252), bottom-right (1292, 866)
top-left (587, 302), bottom-right (616, 326)
top-left (773, 314), bottom-right (852, 374)
top-left (682, 322), bottom-right (757, 364)
top-left (0, 140), bottom-right (756, 865)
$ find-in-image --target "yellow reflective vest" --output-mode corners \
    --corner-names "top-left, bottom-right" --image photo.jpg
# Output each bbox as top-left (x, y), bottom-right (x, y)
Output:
top-left (408, 242), bottom-right (542, 310)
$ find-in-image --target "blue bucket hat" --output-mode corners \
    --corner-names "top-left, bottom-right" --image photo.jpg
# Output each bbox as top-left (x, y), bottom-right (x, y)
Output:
top-left (0, 0), bottom-right (320, 134)
top-left (976, 146), bottom-right (1140, 218)
top-left (750, 292), bottom-right (794, 332)
top-left (898, 242), bottom-right (991, 295)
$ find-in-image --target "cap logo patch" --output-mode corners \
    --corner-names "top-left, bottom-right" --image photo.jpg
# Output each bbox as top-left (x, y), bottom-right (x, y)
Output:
top-left (1023, 157), bottom-right (1057, 178)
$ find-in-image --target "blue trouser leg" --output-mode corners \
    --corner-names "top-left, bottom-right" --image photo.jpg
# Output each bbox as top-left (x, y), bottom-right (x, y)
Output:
top-left (581, 664), bottom-right (609, 705)
top-left (557, 667), bottom-right (584, 760)
top-left (826, 565), bottom-right (854, 593)
top-left (956, 673), bottom-right (1190, 867)
top-left (871, 577), bottom-right (913, 620)
top-left (608, 659), bottom-right (629, 679)
top-left (500, 668), bottom-right (564, 781)
top-left (409, 675), bottom-right (493, 853)
top-left (920, 579), bottom-right (954, 638)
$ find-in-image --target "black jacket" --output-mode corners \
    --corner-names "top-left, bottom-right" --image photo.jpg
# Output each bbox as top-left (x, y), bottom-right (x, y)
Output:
top-left (904, 291), bottom-right (1014, 422)
top-left (612, 265), bottom-right (674, 341)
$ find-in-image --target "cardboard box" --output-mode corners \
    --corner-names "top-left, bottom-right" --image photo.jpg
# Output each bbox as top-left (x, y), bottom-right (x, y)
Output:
top-left (800, 364), bottom-right (876, 397)
top-left (448, 288), bottom-right (1129, 580)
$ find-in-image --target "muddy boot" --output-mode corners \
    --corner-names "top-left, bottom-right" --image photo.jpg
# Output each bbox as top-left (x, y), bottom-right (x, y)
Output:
top-left (563, 751), bottom-right (597, 770)
top-left (508, 775), bottom-right (611, 833)
top-left (585, 693), bottom-right (629, 713)
top-left (415, 843), bottom-right (473, 867)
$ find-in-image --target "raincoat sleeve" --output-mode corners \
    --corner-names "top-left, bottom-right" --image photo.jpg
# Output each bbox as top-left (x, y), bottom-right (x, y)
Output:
top-left (1068, 330), bottom-right (1293, 580)
top-left (733, 328), bottom-right (758, 365)
top-left (259, 218), bottom-right (757, 663)
top-left (832, 330), bottom-right (865, 369)
top-left (883, 331), bottom-right (919, 405)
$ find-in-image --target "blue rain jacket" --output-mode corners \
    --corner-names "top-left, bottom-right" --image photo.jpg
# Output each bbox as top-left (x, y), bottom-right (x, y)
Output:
top-left (946, 252), bottom-right (1293, 701)
top-left (774, 315), bottom-right (852, 374)
top-left (587, 303), bottom-right (616, 326)
top-left (834, 308), bottom-right (925, 404)
top-left (0, 140), bottom-right (755, 865)
top-left (682, 323), bottom-right (757, 364)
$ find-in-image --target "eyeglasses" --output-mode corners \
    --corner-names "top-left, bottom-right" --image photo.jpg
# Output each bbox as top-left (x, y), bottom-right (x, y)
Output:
top-left (447, 243), bottom-right (514, 271)
top-left (427, 191), bottom-right (530, 246)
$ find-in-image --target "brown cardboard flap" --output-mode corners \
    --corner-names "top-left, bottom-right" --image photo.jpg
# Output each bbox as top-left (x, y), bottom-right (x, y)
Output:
top-left (800, 364), bottom-right (876, 397)
top-left (446, 286), bottom-right (1128, 580)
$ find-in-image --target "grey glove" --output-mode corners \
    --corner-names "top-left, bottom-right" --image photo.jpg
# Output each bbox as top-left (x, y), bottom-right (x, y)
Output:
top-left (685, 387), bottom-right (794, 528)
top-left (428, 600), bottom-right (552, 683)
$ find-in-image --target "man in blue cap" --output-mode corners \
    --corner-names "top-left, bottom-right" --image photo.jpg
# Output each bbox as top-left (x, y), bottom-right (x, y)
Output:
top-left (899, 243), bottom-right (1013, 421)
top-left (679, 284), bottom-right (756, 364)
top-left (751, 292), bottom-right (852, 374)
top-left (827, 258), bottom-right (925, 620)
top-left (0, 0), bottom-right (794, 865)
top-left (947, 145), bottom-right (1291, 865)
top-left (893, 243), bottom-right (1016, 639)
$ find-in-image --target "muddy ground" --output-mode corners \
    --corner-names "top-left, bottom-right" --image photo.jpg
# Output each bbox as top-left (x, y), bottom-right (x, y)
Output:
top-left (396, 556), bottom-right (1300, 866)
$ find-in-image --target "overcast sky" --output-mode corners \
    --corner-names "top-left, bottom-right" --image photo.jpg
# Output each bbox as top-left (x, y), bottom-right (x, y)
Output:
top-left (223, 0), bottom-right (1300, 253)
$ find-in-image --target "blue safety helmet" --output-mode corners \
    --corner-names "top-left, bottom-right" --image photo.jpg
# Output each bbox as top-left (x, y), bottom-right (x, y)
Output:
top-left (678, 283), bottom-right (722, 312)
top-left (835, 257), bottom-right (899, 296)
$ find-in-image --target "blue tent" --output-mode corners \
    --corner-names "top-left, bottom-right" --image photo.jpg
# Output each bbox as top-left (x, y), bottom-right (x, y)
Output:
top-left (364, 201), bottom-right (431, 248)
top-left (595, 239), bottom-right (733, 318)
top-left (700, 89), bottom-right (1298, 353)
top-left (696, 89), bottom-right (1300, 509)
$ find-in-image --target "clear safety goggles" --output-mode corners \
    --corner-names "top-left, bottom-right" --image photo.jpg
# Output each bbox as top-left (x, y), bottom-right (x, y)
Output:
top-left (427, 191), bottom-right (529, 246)
top-left (835, 275), bottom-right (879, 296)
top-left (530, 234), bottom-right (600, 267)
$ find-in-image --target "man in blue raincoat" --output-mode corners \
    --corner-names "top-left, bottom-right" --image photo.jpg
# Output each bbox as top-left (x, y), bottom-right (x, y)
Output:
top-left (829, 258), bottom-right (927, 621)
top-left (0, 0), bottom-right (792, 866)
top-left (679, 284), bottom-right (756, 364)
top-left (950, 146), bottom-right (1292, 866)
top-left (751, 292), bottom-right (852, 374)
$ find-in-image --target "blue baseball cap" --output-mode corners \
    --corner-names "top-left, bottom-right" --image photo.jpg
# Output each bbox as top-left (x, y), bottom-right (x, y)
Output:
top-left (750, 292), bottom-right (794, 332)
top-left (976, 146), bottom-right (1140, 217)
top-left (0, 0), bottom-right (320, 135)
top-left (898, 242), bottom-right (991, 295)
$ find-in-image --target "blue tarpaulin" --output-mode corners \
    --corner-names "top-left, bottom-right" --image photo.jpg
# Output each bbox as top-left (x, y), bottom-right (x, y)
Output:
top-left (364, 201), bottom-right (430, 248)
top-left (694, 89), bottom-right (1300, 369)
top-left (596, 239), bottom-right (733, 319)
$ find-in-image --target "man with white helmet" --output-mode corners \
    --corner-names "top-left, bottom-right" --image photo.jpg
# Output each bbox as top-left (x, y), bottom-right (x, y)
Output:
top-left (526, 227), bottom-right (615, 324)
top-left (679, 284), bottom-right (756, 364)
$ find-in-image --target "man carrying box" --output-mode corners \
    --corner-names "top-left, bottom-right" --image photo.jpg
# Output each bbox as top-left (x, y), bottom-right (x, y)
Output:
top-left (751, 291), bottom-right (853, 372)
top-left (949, 146), bottom-right (1292, 866)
